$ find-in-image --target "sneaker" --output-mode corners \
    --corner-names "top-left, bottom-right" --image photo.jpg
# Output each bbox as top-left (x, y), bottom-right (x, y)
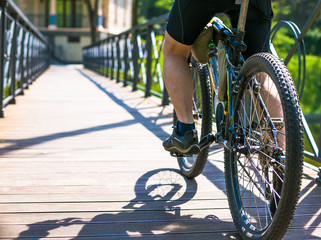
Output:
top-left (163, 126), bottom-right (200, 155)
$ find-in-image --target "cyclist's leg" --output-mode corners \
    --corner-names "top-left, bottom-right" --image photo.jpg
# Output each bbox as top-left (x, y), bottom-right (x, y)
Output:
top-left (163, 33), bottom-right (193, 124)
top-left (163, 0), bottom-right (237, 155)
top-left (163, 0), bottom-right (235, 126)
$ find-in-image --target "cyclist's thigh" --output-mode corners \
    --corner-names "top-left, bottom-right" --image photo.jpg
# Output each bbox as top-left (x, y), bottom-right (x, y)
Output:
top-left (242, 20), bottom-right (271, 59)
top-left (166, 0), bottom-right (236, 45)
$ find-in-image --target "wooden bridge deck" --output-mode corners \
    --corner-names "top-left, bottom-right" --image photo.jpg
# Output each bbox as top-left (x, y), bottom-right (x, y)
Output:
top-left (0, 65), bottom-right (320, 239)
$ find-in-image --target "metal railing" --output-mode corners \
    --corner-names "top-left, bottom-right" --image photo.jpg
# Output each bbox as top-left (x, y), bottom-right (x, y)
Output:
top-left (271, 0), bottom-right (321, 176)
top-left (83, 14), bottom-right (169, 105)
top-left (83, 7), bottom-right (321, 175)
top-left (0, 0), bottom-right (51, 117)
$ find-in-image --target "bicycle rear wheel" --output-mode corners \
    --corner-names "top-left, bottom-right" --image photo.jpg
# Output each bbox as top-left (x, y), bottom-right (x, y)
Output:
top-left (174, 58), bottom-right (212, 178)
top-left (225, 53), bottom-right (303, 239)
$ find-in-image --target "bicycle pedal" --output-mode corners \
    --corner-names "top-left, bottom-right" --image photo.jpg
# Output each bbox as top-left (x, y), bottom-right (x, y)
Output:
top-left (170, 151), bottom-right (191, 158)
top-left (170, 151), bottom-right (180, 157)
top-left (199, 133), bottom-right (215, 151)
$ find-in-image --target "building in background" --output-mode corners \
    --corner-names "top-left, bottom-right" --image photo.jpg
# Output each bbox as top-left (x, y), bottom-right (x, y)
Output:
top-left (13, 0), bottom-right (133, 63)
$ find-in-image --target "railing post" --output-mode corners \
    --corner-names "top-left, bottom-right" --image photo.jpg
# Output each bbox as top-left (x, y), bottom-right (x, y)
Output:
top-left (9, 18), bottom-right (18, 104)
top-left (104, 39), bottom-right (109, 77)
top-left (103, 41), bottom-right (107, 76)
top-left (23, 32), bottom-right (30, 88)
top-left (94, 45), bottom-right (97, 73)
top-left (145, 25), bottom-right (153, 98)
top-left (26, 35), bottom-right (31, 83)
top-left (17, 28), bottom-right (26, 94)
top-left (116, 36), bottom-right (121, 83)
top-left (132, 30), bottom-right (140, 91)
top-left (95, 44), bottom-right (98, 73)
top-left (29, 35), bottom-right (35, 83)
top-left (89, 47), bottom-right (93, 70)
top-left (100, 42), bottom-right (104, 75)
top-left (111, 38), bottom-right (115, 80)
top-left (318, 118), bottom-right (321, 161)
top-left (106, 39), bottom-right (111, 77)
top-left (316, 116), bottom-right (321, 180)
top-left (123, 33), bottom-right (129, 87)
top-left (99, 42), bottom-right (103, 75)
top-left (0, 0), bottom-right (7, 117)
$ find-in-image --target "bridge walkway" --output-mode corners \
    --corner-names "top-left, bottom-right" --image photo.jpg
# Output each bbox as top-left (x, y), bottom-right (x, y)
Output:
top-left (0, 64), bottom-right (320, 239)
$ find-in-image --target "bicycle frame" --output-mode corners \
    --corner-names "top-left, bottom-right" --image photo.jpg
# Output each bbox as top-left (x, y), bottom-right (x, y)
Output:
top-left (200, 0), bottom-right (279, 151)
top-left (209, 3), bottom-right (248, 124)
top-left (200, 1), bottom-right (250, 149)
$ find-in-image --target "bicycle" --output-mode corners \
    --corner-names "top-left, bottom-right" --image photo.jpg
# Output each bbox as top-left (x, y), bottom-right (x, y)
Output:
top-left (173, 0), bottom-right (304, 239)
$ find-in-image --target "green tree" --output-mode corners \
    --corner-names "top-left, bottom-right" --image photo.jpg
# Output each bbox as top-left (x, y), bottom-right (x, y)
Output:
top-left (274, 0), bottom-right (321, 56)
top-left (84, 0), bottom-right (99, 44)
top-left (132, 0), bottom-right (173, 26)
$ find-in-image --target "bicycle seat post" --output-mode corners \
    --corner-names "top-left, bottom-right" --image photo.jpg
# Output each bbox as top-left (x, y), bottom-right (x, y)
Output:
top-left (231, 0), bottom-right (249, 64)
top-left (237, 0), bottom-right (249, 33)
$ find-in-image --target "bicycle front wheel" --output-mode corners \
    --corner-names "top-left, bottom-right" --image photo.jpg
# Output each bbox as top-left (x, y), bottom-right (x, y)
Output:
top-left (175, 58), bottom-right (212, 178)
top-left (225, 53), bottom-right (303, 239)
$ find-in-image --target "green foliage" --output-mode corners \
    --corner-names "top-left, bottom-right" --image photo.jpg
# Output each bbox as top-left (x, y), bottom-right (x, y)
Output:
top-left (271, 0), bottom-right (321, 116)
top-left (272, 0), bottom-right (321, 56)
top-left (298, 55), bottom-right (321, 113)
top-left (136, 0), bottom-right (173, 24)
top-left (154, 0), bottom-right (173, 12)
top-left (304, 27), bottom-right (321, 56)
top-left (4, 87), bottom-right (9, 98)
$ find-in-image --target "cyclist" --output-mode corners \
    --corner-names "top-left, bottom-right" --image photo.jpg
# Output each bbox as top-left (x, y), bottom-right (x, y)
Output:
top-left (162, 0), bottom-right (273, 155)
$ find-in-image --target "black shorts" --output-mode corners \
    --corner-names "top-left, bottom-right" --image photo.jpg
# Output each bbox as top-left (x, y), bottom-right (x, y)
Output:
top-left (166, 0), bottom-right (273, 59)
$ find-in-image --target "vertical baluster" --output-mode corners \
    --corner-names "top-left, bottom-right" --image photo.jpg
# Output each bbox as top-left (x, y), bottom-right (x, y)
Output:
top-left (21, 31), bottom-right (29, 89)
top-left (127, 36), bottom-right (134, 85)
top-left (9, 18), bottom-right (17, 104)
top-left (98, 42), bottom-right (102, 75)
top-left (17, 27), bottom-right (25, 94)
top-left (103, 41), bottom-right (106, 76)
top-left (111, 38), bottom-right (115, 80)
top-left (145, 25), bottom-right (153, 98)
top-left (94, 45), bottom-right (97, 73)
top-left (29, 35), bottom-right (35, 82)
top-left (123, 33), bottom-right (129, 87)
top-left (106, 39), bottom-right (110, 77)
top-left (132, 30), bottom-right (139, 91)
top-left (104, 39), bottom-right (108, 77)
top-left (116, 36), bottom-right (121, 83)
top-left (0, 1), bottom-right (7, 117)
top-left (26, 34), bottom-right (32, 85)
top-left (318, 117), bottom-right (321, 160)
top-left (99, 41), bottom-right (104, 75)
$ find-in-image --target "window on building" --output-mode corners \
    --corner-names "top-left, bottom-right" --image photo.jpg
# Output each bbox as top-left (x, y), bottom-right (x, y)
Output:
top-left (56, 0), bottom-right (82, 28)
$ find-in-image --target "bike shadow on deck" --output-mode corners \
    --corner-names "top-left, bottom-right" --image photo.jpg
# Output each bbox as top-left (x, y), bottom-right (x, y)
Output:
top-left (15, 168), bottom-right (240, 239)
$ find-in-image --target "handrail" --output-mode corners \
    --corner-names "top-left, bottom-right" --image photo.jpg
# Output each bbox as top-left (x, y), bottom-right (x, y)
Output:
top-left (83, 14), bottom-right (169, 105)
top-left (270, 0), bottom-right (321, 180)
top-left (0, 0), bottom-right (51, 117)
